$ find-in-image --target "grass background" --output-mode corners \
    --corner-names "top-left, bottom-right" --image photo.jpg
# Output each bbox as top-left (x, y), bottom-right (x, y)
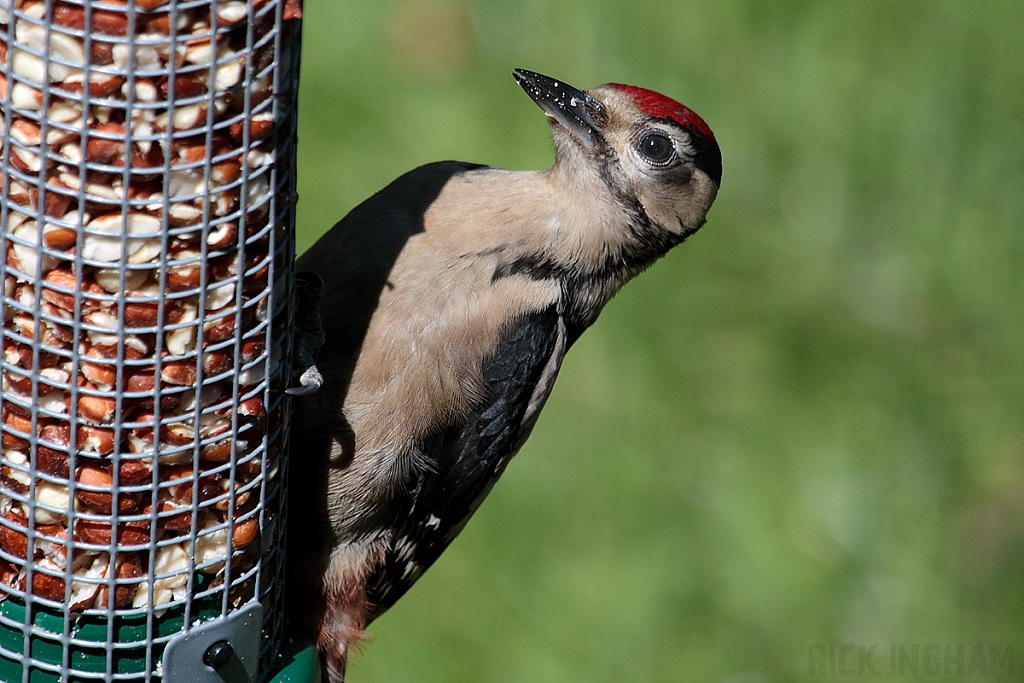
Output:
top-left (292, 1), bottom-right (1024, 681)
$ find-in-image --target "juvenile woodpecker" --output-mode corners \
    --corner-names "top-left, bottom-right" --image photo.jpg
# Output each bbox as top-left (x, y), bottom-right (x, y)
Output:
top-left (287, 69), bottom-right (721, 681)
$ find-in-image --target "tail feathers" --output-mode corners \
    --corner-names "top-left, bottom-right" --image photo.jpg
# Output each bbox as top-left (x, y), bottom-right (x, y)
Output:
top-left (320, 647), bottom-right (346, 683)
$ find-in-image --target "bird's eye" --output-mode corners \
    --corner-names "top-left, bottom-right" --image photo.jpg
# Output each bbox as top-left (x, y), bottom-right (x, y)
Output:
top-left (637, 131), bottom-right (675, 165)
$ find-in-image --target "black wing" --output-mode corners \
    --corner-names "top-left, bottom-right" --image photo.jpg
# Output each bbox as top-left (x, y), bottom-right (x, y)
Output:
top-left (365, 306), bottom-right (564, 620)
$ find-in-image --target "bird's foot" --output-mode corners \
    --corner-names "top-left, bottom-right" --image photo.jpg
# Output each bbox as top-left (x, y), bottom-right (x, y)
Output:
top-left (287, 271), bottom-right (326, 396)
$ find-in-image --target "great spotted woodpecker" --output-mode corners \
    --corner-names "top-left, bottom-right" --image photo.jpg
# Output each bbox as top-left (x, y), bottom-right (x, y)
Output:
top-left (286, 69), bottom-right (721, 681)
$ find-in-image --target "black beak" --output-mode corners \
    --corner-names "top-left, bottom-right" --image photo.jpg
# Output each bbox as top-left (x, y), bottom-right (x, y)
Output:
top-left (513, 68), bottom-right (606, 146)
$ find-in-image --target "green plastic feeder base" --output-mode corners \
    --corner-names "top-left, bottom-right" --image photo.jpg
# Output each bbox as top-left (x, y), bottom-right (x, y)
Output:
top-left (264, 637), bottom-right (320, 683)
top-left (0, 599), bottom-right (318, 682)
top-left (0, 596), bottom-right (220, 681)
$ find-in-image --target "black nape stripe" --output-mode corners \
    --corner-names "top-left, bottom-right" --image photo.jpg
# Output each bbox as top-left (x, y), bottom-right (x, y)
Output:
top-left (687, 127), bottom-right (722, 188)
top-left (492, 254), bottom-right (567, 283)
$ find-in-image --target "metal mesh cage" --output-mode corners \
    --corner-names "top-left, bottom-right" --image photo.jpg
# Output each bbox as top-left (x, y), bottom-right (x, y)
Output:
top-left (0, 0), bottom-right (301, 679)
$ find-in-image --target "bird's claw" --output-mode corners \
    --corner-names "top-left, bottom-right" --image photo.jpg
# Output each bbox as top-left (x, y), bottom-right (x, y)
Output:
top-left (287, 364), bottom-right (324, 396)
top-left (288, 271), bottom-right (326, 396)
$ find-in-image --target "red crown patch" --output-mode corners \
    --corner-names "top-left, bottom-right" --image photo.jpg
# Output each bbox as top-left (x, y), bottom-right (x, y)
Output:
top-left (609, 84), bottom-right (716, 142)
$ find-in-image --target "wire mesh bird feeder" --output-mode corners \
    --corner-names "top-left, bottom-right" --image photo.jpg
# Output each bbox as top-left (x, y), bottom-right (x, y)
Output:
top-left (0, 0), bottom-right (302, 679)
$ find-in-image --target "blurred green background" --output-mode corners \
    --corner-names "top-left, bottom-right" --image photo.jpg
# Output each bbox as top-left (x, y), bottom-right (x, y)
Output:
top-left (292, 1), bottom-right (1024, 681)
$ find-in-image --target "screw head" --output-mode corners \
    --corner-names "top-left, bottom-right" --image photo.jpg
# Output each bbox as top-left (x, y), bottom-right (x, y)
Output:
top-left (203, 640), bottom-right (234, 670)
